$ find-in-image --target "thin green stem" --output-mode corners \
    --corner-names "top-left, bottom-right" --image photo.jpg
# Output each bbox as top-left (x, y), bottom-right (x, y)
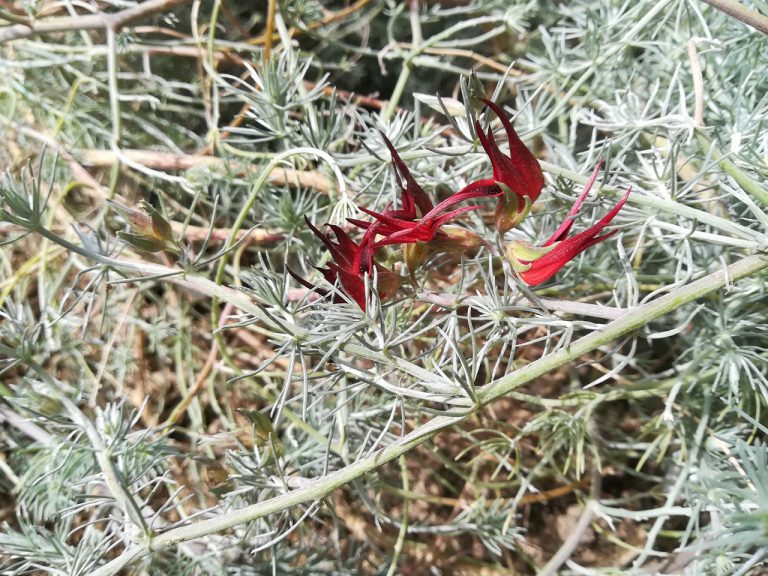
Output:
top-left (539, 160), bottom-right (763, 244)
top-left (381, 1), bottom-right (422, 123)
top-left (26, 360), bottom-right (148, 536)
top-left (209, 147), bottom-right (346, 380)
top-left (105, 26), bottom-right (121, 149)
top-left (385, 455), bottom-right (410, 576)
top-left (698, 132), bottom-right (768, 210)
top-left (29, 224), bottom-right (453, 390)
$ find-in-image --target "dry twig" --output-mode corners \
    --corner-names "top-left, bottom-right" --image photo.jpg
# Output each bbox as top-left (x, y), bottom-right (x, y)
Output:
top-left (0, 0), bottom-right (192, 43)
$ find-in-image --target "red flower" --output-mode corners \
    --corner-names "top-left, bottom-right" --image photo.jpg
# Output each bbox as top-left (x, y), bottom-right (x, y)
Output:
top-left (356, 203), bottom-right (480, 247)
top-left (454, 99), bottom-right (545, 233)
top-left (507, 163), bottom-right (630, 285)
top-left (349, 133), bottom-right (486, 272)
top-left (346, 132), bottom-right (441, 245)
top-left (476, 99), bottom-right (544, 203)
top-left (376, 131), bottom-right (433, 220)
top-left (292, 217), bottom-right (401, 310)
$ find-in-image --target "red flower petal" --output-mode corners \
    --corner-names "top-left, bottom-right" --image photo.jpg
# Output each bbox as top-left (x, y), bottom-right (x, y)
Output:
top-left (380, 131), bottom-right (433, 218)
top-left (422, 179), bottom-right (501, 221)
top-left (519, 187), bottom-right (631, 285)
top-left (473, 99), bottom-right (544, 217)
top-left (543, 160), bottom-right (604, 247)
top-left (373, 205), bottom-right (481, 247)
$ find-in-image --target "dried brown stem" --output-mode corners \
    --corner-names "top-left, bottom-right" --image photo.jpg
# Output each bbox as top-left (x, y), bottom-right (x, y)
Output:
top-left (700, 0), bottom-right (768, 35)
top-left (174, 223), bottom-right (282, 243)
top-left (263, 0), bottom-right (277, 60)
top-left (79, 149), bottom-right (334, 194)
top-left (0, 0), bottom-right (191, 43)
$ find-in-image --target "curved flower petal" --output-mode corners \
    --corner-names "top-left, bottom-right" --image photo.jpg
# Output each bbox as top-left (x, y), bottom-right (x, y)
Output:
top-left (507, 171), bottom-right (631, 286)
top-left (476, 98), bottom-right (544, 206)
top-left (380, 131), bottom-right (433, 218)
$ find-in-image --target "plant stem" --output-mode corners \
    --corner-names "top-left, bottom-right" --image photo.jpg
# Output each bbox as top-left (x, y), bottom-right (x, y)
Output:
top-left (209, 146), bottom-right (346, 351)
top-left (539, 160), bottom-right (763, 244)
top-left (385, 455), bottom-right (410, 576)
top-left (697, 133), bottom-right (768, 210)
top-left (27, 360), bottom-right (148, 536)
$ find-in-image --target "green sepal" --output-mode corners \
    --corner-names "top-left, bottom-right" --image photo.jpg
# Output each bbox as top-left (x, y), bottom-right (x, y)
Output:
top-left (505, 240), bottom-right (557, 272)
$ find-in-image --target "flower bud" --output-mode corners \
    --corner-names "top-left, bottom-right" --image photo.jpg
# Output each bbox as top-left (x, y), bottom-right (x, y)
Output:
top-left (429, 225), bottom-right (486, 253)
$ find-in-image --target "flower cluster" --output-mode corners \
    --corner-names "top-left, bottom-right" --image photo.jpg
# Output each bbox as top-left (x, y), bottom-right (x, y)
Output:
top-left (301, 100), bottom-right (629, 309)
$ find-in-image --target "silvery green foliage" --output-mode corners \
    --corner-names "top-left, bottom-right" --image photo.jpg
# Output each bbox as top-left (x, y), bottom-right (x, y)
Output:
top-left (0, 0), bottom-right (767, 574)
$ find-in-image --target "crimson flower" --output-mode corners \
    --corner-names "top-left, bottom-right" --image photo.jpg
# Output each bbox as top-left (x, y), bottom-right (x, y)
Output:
top-left (357, 203), bottom-right (480, 248)
top-left (348, 133), bottom-right (485, 272)
top-left (291, 217), bottom-right (401, 310)
top-left (375, 130), bottom-right (433, 221)
top-left (454, 99), bottom-right (545, 233)
top-left (506, 163), bottom-right (630, 285)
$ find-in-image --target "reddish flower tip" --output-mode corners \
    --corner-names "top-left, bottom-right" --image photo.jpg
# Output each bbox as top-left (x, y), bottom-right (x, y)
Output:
top-left (475, 99), bottom-right (545, 207)
top-left (301, 216), bottom-right (401, 310)
top-left (379, 131), bottom-right (433, 218)
top-left (353, 135), bottom-right (488, 272)
top-left (542, 160), bottom-right (604, 247)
